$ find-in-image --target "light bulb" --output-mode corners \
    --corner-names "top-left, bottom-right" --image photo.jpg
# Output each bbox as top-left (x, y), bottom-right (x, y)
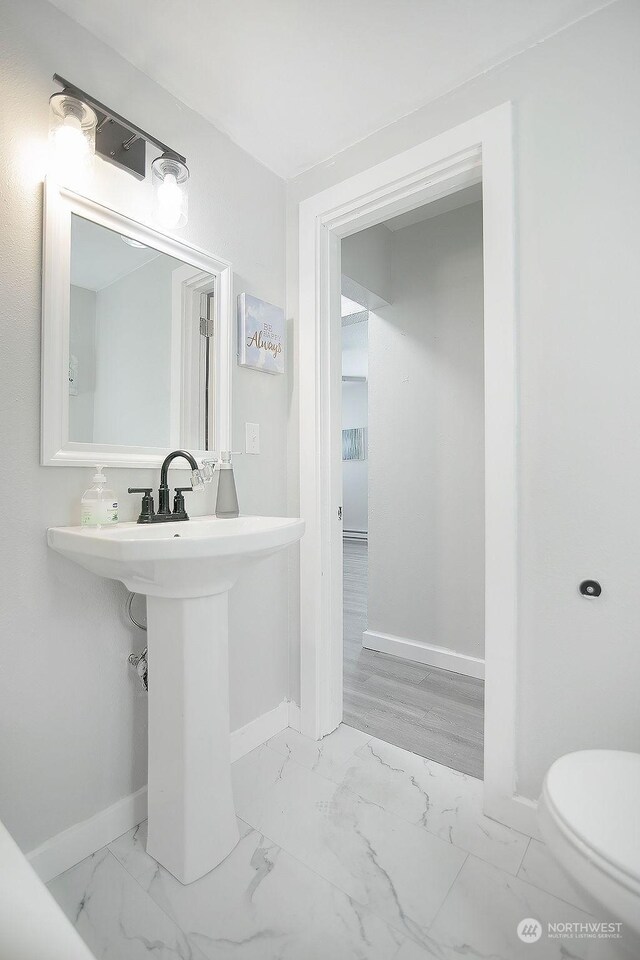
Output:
top-left (52, 117), bottom-right (88, 168)
top-left (152, 155), bottom-right (189, 229)
top-left (156, 173), bottom-right (182, 227)
top-left (49, 93), bottom-right (96, 184)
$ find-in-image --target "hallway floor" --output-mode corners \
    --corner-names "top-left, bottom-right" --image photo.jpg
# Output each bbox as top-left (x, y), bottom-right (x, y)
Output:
top-left (48, 726), bottom-right (619, 960)
top-left (343, 540), bottom-right (484, 778)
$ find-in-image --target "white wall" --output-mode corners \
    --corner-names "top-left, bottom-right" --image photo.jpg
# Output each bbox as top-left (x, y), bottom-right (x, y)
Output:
top-left (368, 203), bottom-right (484, 660)
top-left (0, 0), bottom-right (288, 852)
top-left (93, 256), bottom-right (178, 447)
top-left (342, 381), bottom-right (368, 534)
top-left (68, 285), bottom-right (96, 443)
top-left (341, 225), bottom-right (392, 306)
top-left (342, 320), bottom-right (368, 533)
top-left (287, 0), bottom-right (640, 799)
top-left (341, 320), bottom-right (368, 535)
top-left (341, 318), bottom-right (369, 379)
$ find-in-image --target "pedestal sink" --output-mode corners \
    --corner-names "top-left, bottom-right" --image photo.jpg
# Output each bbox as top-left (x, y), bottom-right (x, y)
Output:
top-left (47, 515), bottom-right (304, 884)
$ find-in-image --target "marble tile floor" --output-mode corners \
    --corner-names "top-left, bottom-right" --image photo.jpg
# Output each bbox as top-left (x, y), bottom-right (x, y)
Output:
top-left (48, 725), bottom-right (632, 960)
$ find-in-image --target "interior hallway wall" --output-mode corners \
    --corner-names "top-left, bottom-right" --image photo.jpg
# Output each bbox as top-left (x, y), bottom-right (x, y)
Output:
top-left (341, 224), bottom-right (392, 305)
top-left (341, 320), bottom-right (369, 534)
top-left (342, 381), bottom-right (369, 533)
top-left (342, 381), bottom-right (369, 535)
top-left (92, 255), bottom-right (178, 447)
top-left (0, 0), bottom-right (288, 852)
top-left (68, 285), bottom-right (96, 442)
top-left (287, 0), bottom-right (640, 800)
top-left (367, 202), bottom-right (484, 662)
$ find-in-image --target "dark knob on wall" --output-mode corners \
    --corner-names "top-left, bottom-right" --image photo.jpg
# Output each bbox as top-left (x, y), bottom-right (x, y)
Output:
top-left (579, 580), bottom-right (602, 598)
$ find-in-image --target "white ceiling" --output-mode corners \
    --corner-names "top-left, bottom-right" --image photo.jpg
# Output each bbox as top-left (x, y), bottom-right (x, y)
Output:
top-left (71, 215), bottom-right (162, 290)
top-left (48, 0), bottom-right (612, 179)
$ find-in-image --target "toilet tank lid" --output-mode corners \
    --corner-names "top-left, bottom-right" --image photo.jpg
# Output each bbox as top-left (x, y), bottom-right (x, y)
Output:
top-left (543, 750), bottom-right (640, 883)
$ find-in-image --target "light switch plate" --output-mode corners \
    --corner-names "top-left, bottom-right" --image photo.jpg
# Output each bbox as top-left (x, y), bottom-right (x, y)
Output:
top-left (245, 422), bottom-right (260, 455)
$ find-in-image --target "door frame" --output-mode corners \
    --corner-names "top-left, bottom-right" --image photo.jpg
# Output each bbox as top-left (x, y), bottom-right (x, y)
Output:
top-left (298, 104), bottom-right (537, 837)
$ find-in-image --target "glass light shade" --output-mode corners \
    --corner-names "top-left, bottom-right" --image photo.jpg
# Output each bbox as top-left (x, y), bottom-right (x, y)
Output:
top-left (49, 93), bottom-right (97, 181)
top-left (152, 155), bottom-right (189, 229)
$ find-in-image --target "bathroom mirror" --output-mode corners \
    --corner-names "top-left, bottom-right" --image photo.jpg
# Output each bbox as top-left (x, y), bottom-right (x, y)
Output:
top-left (41, 181), bottom-right (232, 467)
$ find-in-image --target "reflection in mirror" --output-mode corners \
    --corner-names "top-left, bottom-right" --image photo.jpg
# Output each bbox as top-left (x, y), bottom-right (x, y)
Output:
top-left (68, 214), bottom-right (215, 450)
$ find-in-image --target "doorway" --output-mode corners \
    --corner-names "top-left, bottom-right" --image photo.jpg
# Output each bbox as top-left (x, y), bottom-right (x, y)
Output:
top-left (340, 192), bottom-right (485, 779)
top-left (298, 106), bottom-right (533, 837)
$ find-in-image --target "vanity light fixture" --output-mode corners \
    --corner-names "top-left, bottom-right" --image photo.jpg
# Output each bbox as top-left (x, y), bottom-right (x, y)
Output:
top-left (50, 74), bottom-right (190, 227)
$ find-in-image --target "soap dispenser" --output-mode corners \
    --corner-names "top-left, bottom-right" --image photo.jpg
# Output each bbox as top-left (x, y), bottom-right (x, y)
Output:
top-left (81, 465), bottom-right (118, 528)
top-left (215, 452), bottom-right (239, 518)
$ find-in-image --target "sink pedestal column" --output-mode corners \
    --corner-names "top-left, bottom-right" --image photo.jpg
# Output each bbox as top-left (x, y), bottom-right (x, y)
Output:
top-left (145, 593), bottom-right (239, 884)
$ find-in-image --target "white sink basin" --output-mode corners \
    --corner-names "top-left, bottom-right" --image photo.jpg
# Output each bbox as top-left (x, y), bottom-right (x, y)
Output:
top-left (47, 513), bottom-right (304, 886)
top-left (47, 515), bottom-right (305, 597)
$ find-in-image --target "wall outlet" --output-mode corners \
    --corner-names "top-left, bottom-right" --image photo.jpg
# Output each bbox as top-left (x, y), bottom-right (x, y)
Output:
top-left (245, 422), bottom-right (260, 455)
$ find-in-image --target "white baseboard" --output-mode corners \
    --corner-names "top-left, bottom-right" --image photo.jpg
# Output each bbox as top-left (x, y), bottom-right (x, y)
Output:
top-left (28, 698), bottom-right (294, 884)
top-left (26, 787), bottom-right (148, 887)
top-left (363, 629), bottom-right (485, 680)
top-left (229, 698), bottom-right (292, 762)
top-left (485, 791), bottom-right (541, 841)
top-left (287, 699), bottom-right (301, 732)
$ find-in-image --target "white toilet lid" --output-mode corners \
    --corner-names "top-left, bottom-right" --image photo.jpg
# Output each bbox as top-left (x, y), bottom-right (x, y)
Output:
top-left (544, 750), bottom-right (640, 884)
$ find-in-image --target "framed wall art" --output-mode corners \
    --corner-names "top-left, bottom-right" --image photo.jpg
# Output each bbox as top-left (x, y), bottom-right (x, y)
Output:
top-left (237, 292), bottom-right (285, 374)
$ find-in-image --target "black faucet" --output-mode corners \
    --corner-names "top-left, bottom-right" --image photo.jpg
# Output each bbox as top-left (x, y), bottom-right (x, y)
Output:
top-left (128, 450), bottom-right (200, 524)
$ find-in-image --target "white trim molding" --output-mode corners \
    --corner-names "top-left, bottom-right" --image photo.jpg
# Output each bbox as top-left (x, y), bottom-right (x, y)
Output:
top-left (28, 698), bottom-right (293, 883)
top-left (41, 179), bottom-right (233, 468)
top-left (228, 698), bottom-right (291, 762)
top-left (27, 787), bottom-right (148, 887)
top-left (287, 699), bottom-right (302, 732)
top-left (298, 105), bottom-right (527, 835)
top-left (363, 630), bottom-right (485, 680)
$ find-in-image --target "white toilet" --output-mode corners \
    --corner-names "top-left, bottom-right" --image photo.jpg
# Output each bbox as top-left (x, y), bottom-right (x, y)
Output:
top-left (539, 750), bottom-right (640, 944)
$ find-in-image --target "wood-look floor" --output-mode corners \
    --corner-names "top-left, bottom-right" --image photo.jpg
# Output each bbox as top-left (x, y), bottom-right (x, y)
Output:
top-left (342, 539), bottom-right (485, 779)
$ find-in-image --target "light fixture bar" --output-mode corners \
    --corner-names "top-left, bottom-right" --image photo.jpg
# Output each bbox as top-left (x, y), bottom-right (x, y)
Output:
top-left (52, 74), bottom-right (187, 165)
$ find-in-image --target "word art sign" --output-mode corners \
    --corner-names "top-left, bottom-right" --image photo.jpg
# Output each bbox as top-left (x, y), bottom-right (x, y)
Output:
top-left (237, 293), bottom-right (285, 375)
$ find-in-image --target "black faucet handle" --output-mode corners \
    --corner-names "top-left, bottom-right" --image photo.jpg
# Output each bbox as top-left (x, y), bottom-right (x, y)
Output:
top-left (172, 486), bottom-right (193, 519)
top-left (128, 488), bottom-right (155, 524)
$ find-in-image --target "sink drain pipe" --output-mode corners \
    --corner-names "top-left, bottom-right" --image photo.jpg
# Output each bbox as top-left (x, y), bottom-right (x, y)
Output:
top-left (126, 592), bottom-right (148, 691)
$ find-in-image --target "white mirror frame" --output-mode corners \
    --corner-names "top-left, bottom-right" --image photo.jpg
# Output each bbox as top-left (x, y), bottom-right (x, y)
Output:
top-left (41, 179), bottom-right (233, 468)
